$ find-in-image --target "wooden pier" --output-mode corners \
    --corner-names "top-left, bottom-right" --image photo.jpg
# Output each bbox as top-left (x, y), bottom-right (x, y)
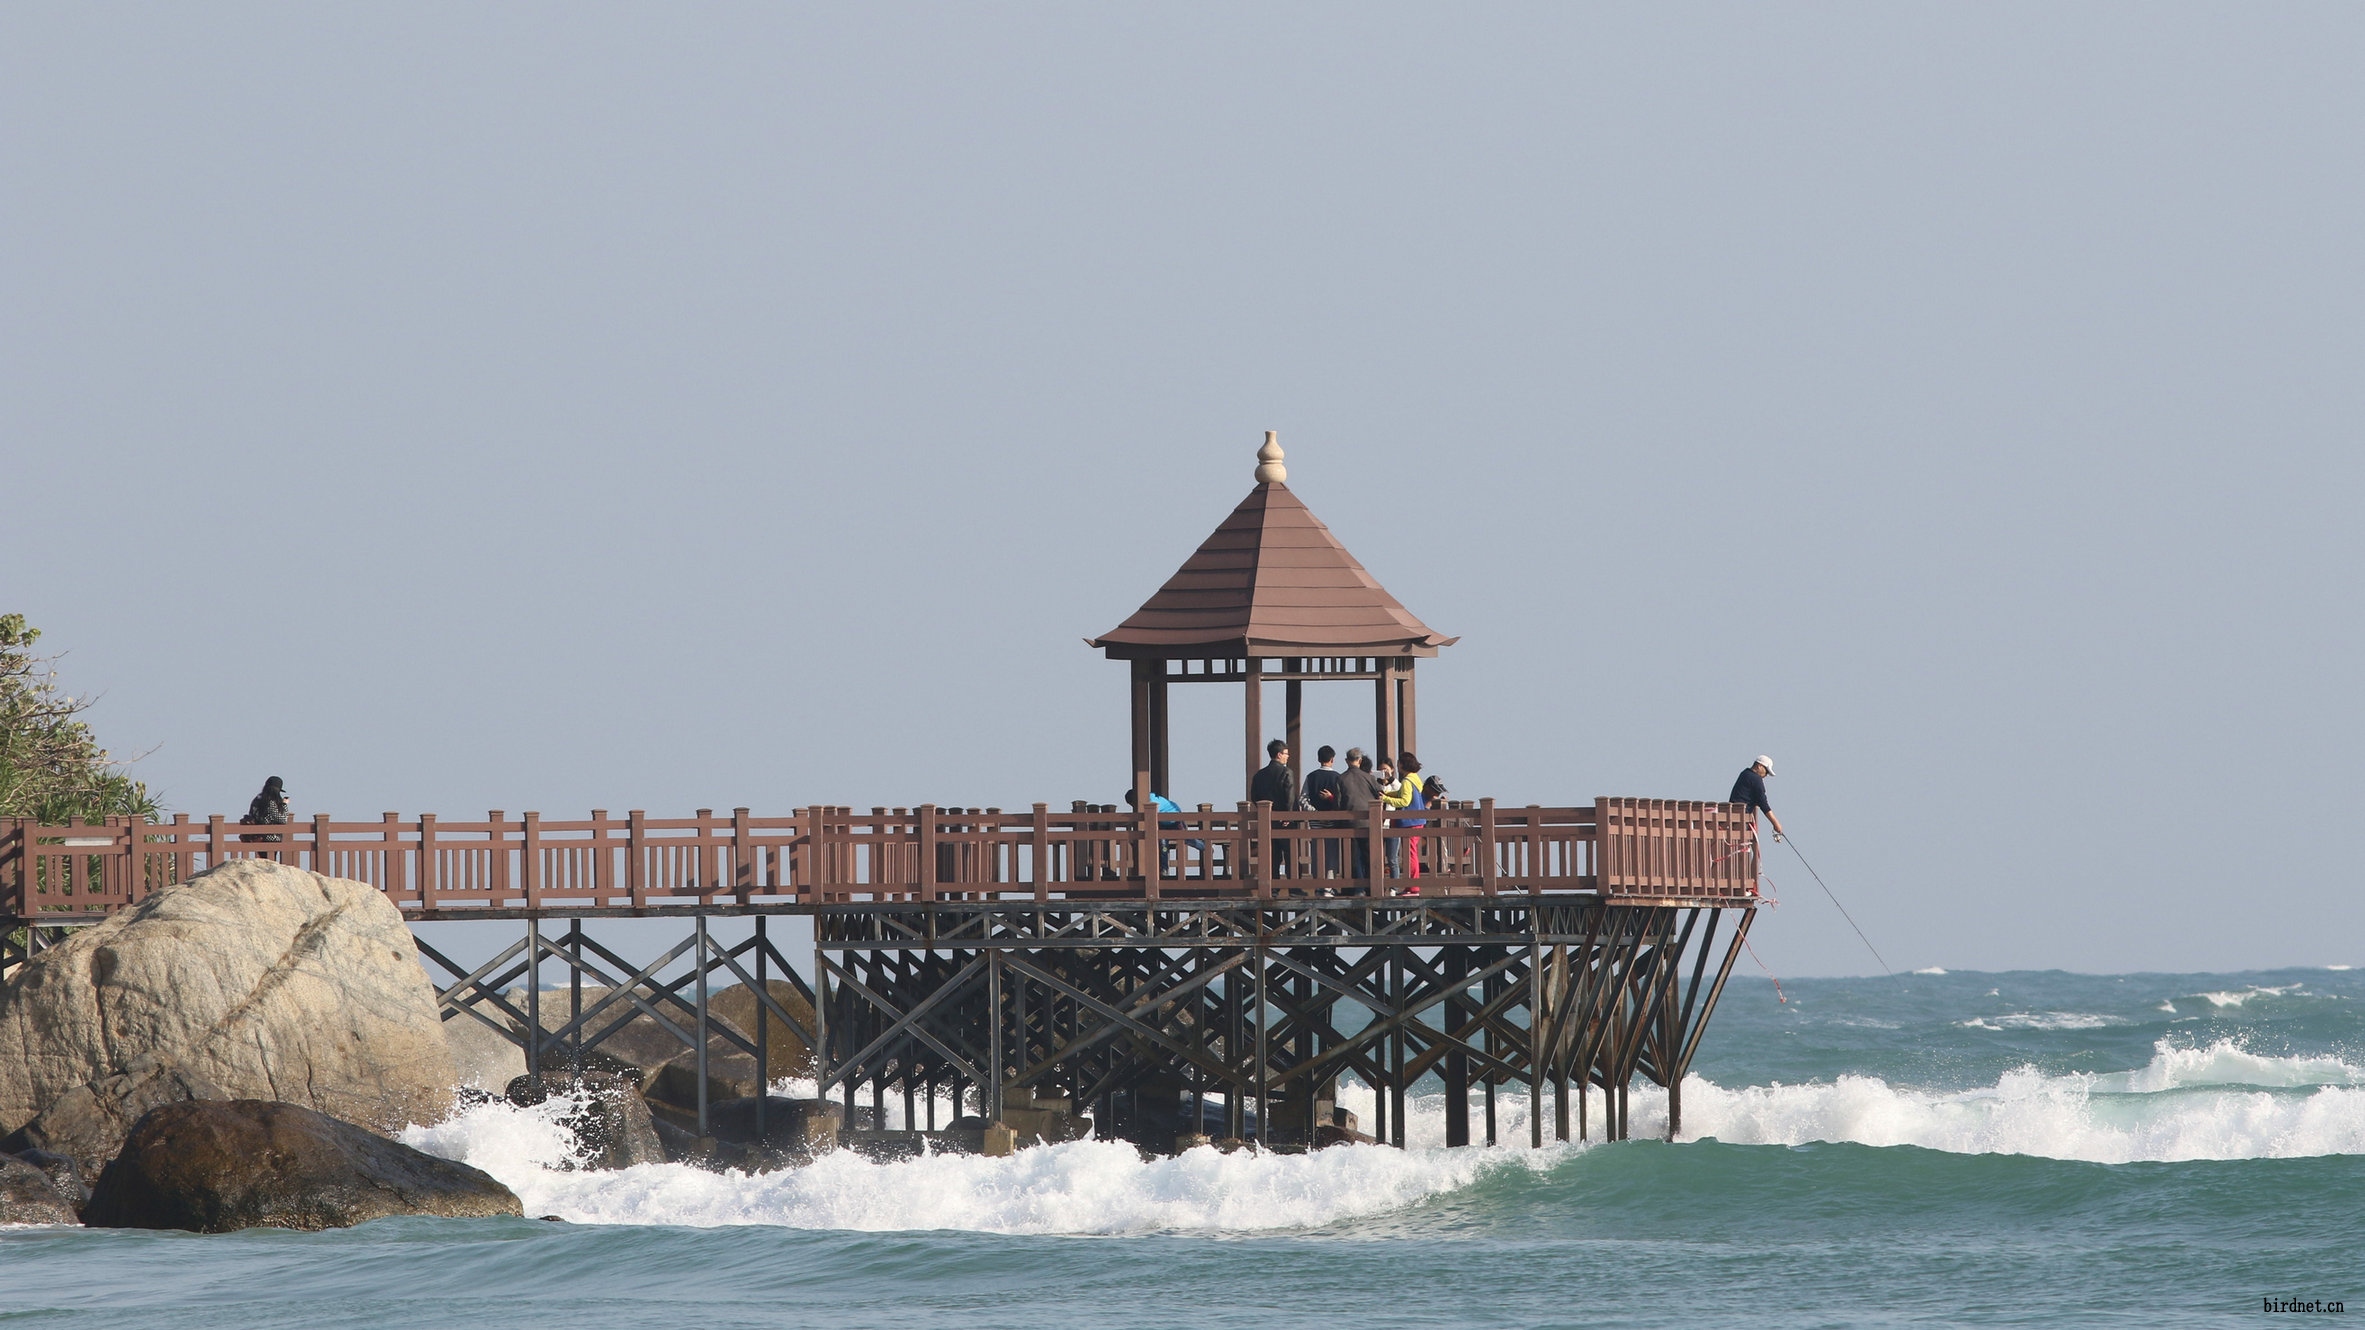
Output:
top-left (2, 436), bottom-right (1763, 1151)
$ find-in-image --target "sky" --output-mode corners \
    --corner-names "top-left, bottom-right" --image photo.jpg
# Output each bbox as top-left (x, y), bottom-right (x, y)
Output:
top-left (5, 4), bottom-right (2360, 976)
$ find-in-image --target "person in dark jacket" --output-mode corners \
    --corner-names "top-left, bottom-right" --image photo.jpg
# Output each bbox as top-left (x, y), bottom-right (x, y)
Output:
top-left (1339, 748), bottom-right (1383, 891)
top-left (1302, 745), bottom-right (1345, 879)
top-left (240, 776), bottom-right (290, 844)
top-left (1730, 756), bottom-right (1784, 840)
top-left (1248, 739), bottom-right (1297, 880)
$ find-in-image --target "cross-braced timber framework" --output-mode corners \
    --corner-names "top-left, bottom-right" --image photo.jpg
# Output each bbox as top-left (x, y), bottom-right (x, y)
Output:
top-left (816, 898), bottom-right (1753, 1146)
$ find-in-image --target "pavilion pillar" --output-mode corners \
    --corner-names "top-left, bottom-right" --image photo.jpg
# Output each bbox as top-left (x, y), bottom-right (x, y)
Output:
top-left (1284, 660), bottom-right (1303, 783)
top-left (1131, 660), bottom-right (1155, 797)
top-left (1149, 668), bottom-right (1171, 799)
top-left (1373, 661), bottom-right (1398, 767)
top-left (1243, 658), bottom-right (1264, 796)
top-left (1399, 660), bottom-right (1418, 759)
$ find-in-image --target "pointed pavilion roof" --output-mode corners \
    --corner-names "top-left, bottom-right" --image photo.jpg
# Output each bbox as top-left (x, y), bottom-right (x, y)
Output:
top-left (1089, 448), bottom-right (1455, 660)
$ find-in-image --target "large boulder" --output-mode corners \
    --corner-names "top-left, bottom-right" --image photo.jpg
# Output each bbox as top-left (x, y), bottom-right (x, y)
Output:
top-left (0, 860), bottom-right (458, 1174)
top-left (0, 1150), bottom-right (83, 1225)
top-left (82, 1099), bottom-right (521, 1232)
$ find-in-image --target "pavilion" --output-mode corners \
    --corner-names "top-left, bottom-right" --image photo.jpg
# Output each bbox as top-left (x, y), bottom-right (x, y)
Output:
top-left (1088, 433), bottom-right (1457, 803)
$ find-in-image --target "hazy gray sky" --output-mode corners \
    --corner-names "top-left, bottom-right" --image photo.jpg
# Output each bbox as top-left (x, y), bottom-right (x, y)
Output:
top-left (6, 5), bottom-right (2360, 975)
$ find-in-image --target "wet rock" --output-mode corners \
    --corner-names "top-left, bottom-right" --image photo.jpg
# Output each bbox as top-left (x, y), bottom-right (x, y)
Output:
top-left (0, 1151), bottom-right (82, 1225)
top-left (503, 1071), bottom-right (663, 1170)
top-left (82, 1100), bottom-right (521, 1233)
top-left (643, 1054), bottom-right (761, 1120)
top-left (0, 860), bottom-right (457, 1175)
top-left (705, 1095), bottom-right (840, 1155)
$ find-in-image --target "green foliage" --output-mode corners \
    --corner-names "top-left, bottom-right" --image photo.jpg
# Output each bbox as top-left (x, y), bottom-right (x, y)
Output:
top-left (0, 613), bottom-right (161, 823)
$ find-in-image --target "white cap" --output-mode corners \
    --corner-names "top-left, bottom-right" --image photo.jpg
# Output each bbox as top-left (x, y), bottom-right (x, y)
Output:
top-left (1755, 755), bottom-right (1776, 775)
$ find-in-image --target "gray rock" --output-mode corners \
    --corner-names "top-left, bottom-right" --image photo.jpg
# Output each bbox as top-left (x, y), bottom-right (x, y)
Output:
top-left (503, 1070), bottom-right (663, 1170)
top-left (82, 1099), bottom-right (521, 1233)
top-left (0, 860), bottom-right (458, 1175)
top-left (0, 1152), bottom-right (82, 1225)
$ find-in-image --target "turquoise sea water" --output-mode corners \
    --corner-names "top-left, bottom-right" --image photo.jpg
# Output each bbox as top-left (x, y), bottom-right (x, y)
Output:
top-left (6, 966), bottom-right (2359, 1327)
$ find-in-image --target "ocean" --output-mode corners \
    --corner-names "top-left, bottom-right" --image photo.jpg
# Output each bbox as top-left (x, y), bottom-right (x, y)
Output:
top-left (5, 965), bottom-right (2357, 1327)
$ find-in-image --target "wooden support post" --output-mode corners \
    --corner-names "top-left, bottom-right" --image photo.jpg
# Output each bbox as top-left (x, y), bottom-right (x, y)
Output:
top-left (1243, 658), bottom-right (1263, 795)
top-left (1130, 660), bottom-right (1155, 799)
top-left (1135, 780), bottom-right (1156, 894)
top-left (619, 810), bottom-right (645, 906)
top-left (755, 915), bottom-right (769, 1140)
top-left (521, 811), bottom-right (542, 909)
top-left (1253, 946), bottom-right (1270, 1146)
top-left (1479, 799), bottom-right (1498, 896)
top-left (1444, 946), bottom-right (1470, 1147)
top-left (1150, 669), bottom-right (1171, 799)
top-left (568, 919), bottom-right (583, 1071)
top-left (1250, 801), bottom-right (1272, 899)
top-left (488, 811), bottom-right (508, 903)
top-left (988, 950), bottom-right (1004, 1124)
top-left (917, 805), bottom-right (937, 902)
top-left (1389, 949), bottom-right (1407, 1148)
top-left (382, 813), bottom-right (405, 903)
top-left (309, 812), bottom-right (330, 880)
top-left (587, 810), bottom-right (611, 907)
top-left (1031, 804), bottom-right (1050, 901)
top-left (1399, 660), bottom-right (1417, 758)
top-left (1531, 936), bottom-right (1546, 1147)
top-left (695, 915), bottom-right (710, 1139)
top-left (1284, 666), bottom-right (1303, 789)
top-left (524, 917), bottom-right (541, 1079)
top-left (733, 807), bottom-right (753, 902)
top-left (811, 926), bottom-right (831, 1109)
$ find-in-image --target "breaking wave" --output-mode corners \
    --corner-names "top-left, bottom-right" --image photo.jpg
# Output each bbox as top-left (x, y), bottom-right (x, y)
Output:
top-left (394, 1038), bottom-right (2365, 1234)
top-left (400, 1093), bottom-right (1536, 1234)
top-left (1672, 1039), bottom-right (2365, 1164)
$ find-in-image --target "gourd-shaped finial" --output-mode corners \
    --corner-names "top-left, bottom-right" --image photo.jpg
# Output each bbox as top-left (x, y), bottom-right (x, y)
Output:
top-left (1255, 431), bottom-right (1286, 484)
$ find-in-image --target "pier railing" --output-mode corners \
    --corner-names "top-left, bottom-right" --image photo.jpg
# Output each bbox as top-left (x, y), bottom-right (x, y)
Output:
top-left (1, 797), bottom-right (1758, 920)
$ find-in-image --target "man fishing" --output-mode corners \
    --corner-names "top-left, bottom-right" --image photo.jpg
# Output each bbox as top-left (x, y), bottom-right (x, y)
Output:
top-left (1730, 756), bottom-right (1784, 841)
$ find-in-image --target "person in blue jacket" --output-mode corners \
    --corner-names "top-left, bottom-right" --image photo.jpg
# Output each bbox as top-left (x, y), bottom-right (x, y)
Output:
top-left (1125, 787), bottom-right (1203, 876)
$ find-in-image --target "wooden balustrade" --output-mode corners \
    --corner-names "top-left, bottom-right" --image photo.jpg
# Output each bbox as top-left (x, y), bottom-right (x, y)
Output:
top-left (1, 797), bottom-right (1759, 921)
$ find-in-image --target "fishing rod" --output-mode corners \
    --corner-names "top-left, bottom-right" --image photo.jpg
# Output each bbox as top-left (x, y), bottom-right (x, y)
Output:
top-left (1777, 833), bottom-right (1895, 980)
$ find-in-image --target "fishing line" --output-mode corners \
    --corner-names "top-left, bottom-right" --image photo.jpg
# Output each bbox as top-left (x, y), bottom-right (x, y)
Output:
top-left (1781, 835), bottom-right (1895, 980)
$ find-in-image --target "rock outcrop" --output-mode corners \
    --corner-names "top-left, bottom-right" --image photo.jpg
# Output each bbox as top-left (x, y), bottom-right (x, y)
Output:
top-left (82, 1099), bottom-right (521, 1232)
top-left (0, 860), bottom-right (458, 1173)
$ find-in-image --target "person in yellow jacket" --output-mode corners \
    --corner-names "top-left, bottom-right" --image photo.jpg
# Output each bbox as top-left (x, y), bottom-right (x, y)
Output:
top-left (1379, 753), bottom-right (1427, 893)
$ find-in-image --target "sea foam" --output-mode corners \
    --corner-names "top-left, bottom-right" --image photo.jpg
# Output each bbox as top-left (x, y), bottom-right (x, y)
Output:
top-left (401, 1088), bottom-right (1545, 1234)
top-left (397, 1038), bottom-right (2365, 1232)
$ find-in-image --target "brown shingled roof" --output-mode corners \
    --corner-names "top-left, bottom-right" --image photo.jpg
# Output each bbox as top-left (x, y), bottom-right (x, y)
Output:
top-left (1089, 482), bottom-right (1456, 659)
